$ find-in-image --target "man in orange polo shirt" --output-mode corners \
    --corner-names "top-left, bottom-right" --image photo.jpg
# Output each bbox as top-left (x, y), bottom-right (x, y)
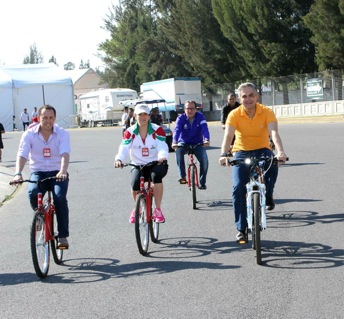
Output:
top-left (219, 82), bottom-right (287, 243)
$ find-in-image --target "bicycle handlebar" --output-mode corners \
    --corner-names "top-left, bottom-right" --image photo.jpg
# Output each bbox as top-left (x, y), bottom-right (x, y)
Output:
top-left (9, 176), bottom-right (57, 186)
top-left (122, 160), bottom-right (160, 169)
top-left (228, 155), bottom-right (289, 166)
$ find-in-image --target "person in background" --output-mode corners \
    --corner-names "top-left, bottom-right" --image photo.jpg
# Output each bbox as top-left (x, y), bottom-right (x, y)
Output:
top-left (20, 108), bottom-right (30, 131)
top-left (172, 100), bottom-right (210, 189)
top-left (221, 93), bottom-right (240, 129)
top-left (219, 82), bottom-right (287, 243)
top-left (13, 115), bottom-right (17, 131)
top-left (10, 105), bottom-right (71, 249)
top-left (0, 122), bottom-right (5, 162)
top-left (150, 107), bottom-right (163, 126)
top-left (124, 107), bottom-right (135, 128)
top-left (114, 104), bottom-right (169, 224)
top-left (31, 107), bottom-right (38, 120)
top-left (121, 106), bottom-right (129, 136)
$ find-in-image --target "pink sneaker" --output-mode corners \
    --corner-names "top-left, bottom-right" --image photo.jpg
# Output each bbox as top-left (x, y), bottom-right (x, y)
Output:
top-left (153, 208), bottom-right (165, 223)
top-left (129, 209), bottom-right (136, 224)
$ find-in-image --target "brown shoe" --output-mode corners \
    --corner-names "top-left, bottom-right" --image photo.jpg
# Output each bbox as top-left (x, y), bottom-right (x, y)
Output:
top-left (58, 237), bottom-right (69, 249)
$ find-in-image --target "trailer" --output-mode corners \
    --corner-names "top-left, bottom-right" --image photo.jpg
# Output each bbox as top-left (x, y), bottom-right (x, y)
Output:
top-left (78, 88), bottom-right (138, 127)
top-left (140, 77), bottom-right (202, 121)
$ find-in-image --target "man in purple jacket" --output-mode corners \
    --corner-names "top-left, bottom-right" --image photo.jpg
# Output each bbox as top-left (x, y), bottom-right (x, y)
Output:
top-left (172, 100), bottom-right (210, 189)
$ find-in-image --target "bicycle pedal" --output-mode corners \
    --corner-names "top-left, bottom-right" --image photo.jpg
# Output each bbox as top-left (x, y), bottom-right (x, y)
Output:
top-left (237, 239), bottom-right (248, 244)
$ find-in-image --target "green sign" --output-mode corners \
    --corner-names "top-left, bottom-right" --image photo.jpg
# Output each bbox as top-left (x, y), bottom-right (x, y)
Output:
top-left (306, 78), bottom-right (323, 99)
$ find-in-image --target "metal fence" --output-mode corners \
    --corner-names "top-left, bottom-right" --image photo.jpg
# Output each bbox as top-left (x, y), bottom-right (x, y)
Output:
top-left (203, 69), bottom-right (344, 112)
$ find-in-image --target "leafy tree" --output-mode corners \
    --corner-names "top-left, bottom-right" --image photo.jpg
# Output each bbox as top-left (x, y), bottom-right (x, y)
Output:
top-left (212, 0), bottom-right (316, 77)
top-left (304, 0), bottom-right (344, 70)
top-left (49, 55), bottom-right (58, 65)
top-left (99, 0), bottom-right (190, 90)
top-left (155, 0), bottom-right (242, 90)
top-left (23, 43), bottom-right (44, 64)
top-left (212, 0), bottom-right (316, 103)
top-left (79, 59), bottom-right (90, 69)
top-left (64, 62), bottom-right (75, 70)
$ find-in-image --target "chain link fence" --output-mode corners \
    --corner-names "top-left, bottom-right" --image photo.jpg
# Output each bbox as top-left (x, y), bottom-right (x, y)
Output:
top-left (203, 69), bottom-right (344, 112)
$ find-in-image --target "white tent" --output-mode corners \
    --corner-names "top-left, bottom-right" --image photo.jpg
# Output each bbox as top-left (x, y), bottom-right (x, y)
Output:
top-left (0, 64), bottom-right (74, 131)
top-left (0, 69), bottom-right (14, 131)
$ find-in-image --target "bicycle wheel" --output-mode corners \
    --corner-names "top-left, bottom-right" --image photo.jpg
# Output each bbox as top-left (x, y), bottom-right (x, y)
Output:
top-left (30, 211), bottom-right (50, 278)
top-left (253, 193), bottom-right (262, 265)
top-left (191, 165), bottom-right (197, 209)
top-left (51, 211), bottom-right (63, 264)
top-left (135, 194), bottom-right (149, 255)
top-left (149, 194), bottom-right (159, 243)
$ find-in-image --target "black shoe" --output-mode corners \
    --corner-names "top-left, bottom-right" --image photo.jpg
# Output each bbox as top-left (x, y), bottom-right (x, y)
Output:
top-left (266, 195), bottom-right (275, 211)
top-left (236, 231), bottom-right (247, 244)
top-left (198, 185), bottom-right (207, 190)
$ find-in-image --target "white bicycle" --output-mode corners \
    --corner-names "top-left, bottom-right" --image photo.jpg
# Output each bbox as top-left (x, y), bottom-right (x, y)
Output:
top-left (229, 155), bottom-right (288, 265)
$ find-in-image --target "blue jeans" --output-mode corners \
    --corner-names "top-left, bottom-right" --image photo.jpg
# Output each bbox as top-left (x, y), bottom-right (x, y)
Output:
top-left (175, 144), bottom-right (209, 187)
top-left (28, 171), bottom-right (69, 238)
top-left (232, 148), bottom-right (278, 231)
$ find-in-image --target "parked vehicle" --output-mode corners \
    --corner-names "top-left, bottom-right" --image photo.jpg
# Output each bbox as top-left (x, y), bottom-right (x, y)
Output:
top-left (140, 77), bottom-right (202, 121)
top-left (78, 88), bottom-right (138, 127)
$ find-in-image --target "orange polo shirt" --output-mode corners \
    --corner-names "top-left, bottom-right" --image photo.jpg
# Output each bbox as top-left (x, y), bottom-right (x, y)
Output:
top-left (226, 103), bottom-right (277, 152)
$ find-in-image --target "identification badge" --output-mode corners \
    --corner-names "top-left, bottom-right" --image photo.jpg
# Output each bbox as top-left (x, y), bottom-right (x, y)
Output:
top-left (142, 147), bottom-right (149, 157)
top-left (43, 148), bottom-right (51, 158)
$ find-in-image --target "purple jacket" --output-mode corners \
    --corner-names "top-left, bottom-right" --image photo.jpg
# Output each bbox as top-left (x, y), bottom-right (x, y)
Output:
top-left (173, 112), bottom-right (210, 145)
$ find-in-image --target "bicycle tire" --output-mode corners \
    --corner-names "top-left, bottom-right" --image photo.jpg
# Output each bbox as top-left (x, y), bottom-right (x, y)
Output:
top-left (191, 165), bottom-right (197, 209)
top-left (51, 211), bottom-right (63, 264)
top-left (30, 211), bottom-right (50, 278)
top-left (149, 194), bottom-right (159, 243)
top-left (135, 194), bottom-right (149, 255)
top-left (253, 193), bottom-right (262, 265)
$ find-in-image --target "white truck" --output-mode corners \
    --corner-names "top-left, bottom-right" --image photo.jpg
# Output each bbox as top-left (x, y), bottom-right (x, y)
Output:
top-left (78, 88), bottom-right (138, 127)
top-left (140, 77), bottom-right (202, 121)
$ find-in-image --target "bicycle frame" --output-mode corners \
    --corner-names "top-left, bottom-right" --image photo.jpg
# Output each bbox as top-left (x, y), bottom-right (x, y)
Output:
top-left (37, 191), bottom-right (56, 242)
top-left (138, 175), bottom-right (153, 222)
top-left (187, 152), bottom-right (199, 189)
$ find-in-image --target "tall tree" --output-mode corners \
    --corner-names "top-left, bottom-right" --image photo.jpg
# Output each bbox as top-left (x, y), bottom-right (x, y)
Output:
top-left (156, 0), bottom-right (243, 90)
top-left (304, 0), bottom-right (344, 70)
top-left (64, 62), bottom-right (75, 70)
top-left (48, 55), bottom-right (58, 65)
top-left (212, 0), bottom-right (316, 77)
top-left (23, 43), bottom-right (44, 64)
top-left (99, 0), bottom-right (189, 90)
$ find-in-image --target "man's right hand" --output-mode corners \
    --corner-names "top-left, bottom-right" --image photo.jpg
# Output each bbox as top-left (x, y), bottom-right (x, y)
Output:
top-left (114, 160), bottom-right (123, 168)
top-left (172, 143), bottom-right (178, 150)
top-left (10, 174), bottom-right (23, 185)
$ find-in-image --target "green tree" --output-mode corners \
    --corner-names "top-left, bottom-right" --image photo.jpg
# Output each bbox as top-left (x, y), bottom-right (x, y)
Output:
top-left (64, 62), bottom-right (75, 70)
top-left (156, 0), bottom-right (242, 90)
top-left (304, 0), bottom-right (344, 70)
top-left (49, 55), bottom-right (58, 65)
top-left (212, 0), bottom-right (316, 103)
top-left (99, 0), bottom-right (189, 90)
top-left (23, 43), bottom-right (44, 64)
top-left (79, 59), bottom-right (90, 69)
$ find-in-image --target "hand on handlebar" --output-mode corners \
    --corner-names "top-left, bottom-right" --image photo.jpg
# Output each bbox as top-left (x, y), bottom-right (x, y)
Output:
top-left (114, 160), bottom-right (123, 168)
top-left (9, 174), bottom-right (23, 185)
top-left (171, 143), bottom-right (178, 150)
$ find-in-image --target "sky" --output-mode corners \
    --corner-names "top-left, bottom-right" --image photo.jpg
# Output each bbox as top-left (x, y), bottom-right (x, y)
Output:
top-left (0, 0), bottom-right (119, 70)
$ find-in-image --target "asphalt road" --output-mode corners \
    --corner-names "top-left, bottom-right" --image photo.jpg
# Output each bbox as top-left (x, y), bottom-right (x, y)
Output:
top-left (1, 121), bottom-right (344, 319)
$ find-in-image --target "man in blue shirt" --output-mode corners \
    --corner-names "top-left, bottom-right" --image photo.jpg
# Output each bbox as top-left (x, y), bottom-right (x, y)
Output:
top-left (172, 100), bottom-right (210, 189)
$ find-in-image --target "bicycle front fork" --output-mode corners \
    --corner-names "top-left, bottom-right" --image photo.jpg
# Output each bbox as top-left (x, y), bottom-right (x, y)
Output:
top-left (246, 184), bottom-right (267, 231)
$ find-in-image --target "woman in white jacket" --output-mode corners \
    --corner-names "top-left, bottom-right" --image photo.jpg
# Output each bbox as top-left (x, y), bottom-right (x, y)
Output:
top-left (114, 104), bottom-right (169, 224)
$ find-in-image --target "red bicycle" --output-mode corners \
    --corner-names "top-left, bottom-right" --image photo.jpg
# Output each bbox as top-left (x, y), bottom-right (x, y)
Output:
top-left (10, 177), bottom-right (64, 278)
top-left (178, 143), bottom-right (203, 209)
top-left (124, 161), bottom-right (161, 255)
